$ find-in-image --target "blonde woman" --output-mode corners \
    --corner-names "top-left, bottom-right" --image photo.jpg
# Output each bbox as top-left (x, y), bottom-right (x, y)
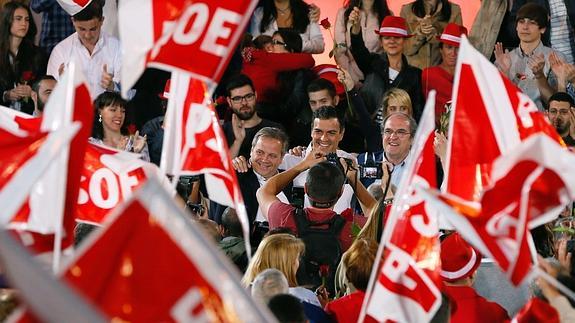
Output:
top-left (242, 233), bottom-right (322, 307)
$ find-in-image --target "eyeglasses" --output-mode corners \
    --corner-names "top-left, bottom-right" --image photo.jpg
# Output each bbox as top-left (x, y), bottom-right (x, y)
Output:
top-left (230, 93), bottom-right (255, 104)
top-left (272, 39), bottom-right (288, 47)
top-left (383, 129), bottom-right (411, 138)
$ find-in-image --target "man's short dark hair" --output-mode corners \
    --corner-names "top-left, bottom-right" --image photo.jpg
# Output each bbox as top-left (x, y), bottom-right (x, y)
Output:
top-left (221, 207), bottom-right (243, 237)
top-left (516, 3), bottom-right (548, 29)
top-left (307, 78), bottom-right (336, 97)
top-left (306, 161), bottom-right (345, 207)
top-left (312, 106), bottom-right (345, 132)
top-left (32, 75), bottom-right (56, 93)
top-left (252, 127), bottom-right (289, 155)
top-left (73, 0), bottom-right (103, 21)
top-left (225, 74), bottom-right (255, 97)
top-left (548, 92), bottom-right (575, 108)
top-left (267, 294), bottom-right (306, 323)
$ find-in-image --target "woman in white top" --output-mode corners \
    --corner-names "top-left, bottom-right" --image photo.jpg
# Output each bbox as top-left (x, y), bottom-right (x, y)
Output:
top-left (334, 0), bottom-right (391, 84)
top-left (90, 91), bottom-right (149, 161)
top-left (250, 0), bottom-right (325, 54)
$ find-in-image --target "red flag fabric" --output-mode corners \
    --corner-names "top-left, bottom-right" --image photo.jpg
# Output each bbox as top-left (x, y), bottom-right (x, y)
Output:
top-left (56, 178), bottom-right (273, 322)
top-left (421, 134), bottom-right (575, 285)
top-left (76, 142), bottom-right (165, 225)
top-left (361, 92), bottom-right (442, 322)
top-left (445, 36), bottom-right (564, 202)
top-left (6, 63), bottom-right (93, 261)
top-left (118, 0), bottom-right (259, 95)
top-left (161, 71), bottom-right (251, 254)
top-left (56, 0), bottom-right (93, 15)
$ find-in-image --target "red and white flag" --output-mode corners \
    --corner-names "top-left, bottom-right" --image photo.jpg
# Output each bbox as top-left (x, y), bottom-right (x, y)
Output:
top-left (420, 134), bottom-right (575, 285)
top-left (76, 142), bottom-right (166, 225)
top-left (360, 92), bottom-right (442, 322)
top-left (0, 230), bottom-right (106, 323)
top-left (56, 0), bottom-right (93, 16)
top-left (118, 0), bottom-right (258, 95)
top-left (445, 36), bottom-right (564, 202)
top-left (0, 115), bottom-right (79, 227)
top-left (6, 62), bottom-right (93, 265)
top-left (161, 72), bottom-right (251, 254)
top-left (54, 178), bottom-right (273, 322)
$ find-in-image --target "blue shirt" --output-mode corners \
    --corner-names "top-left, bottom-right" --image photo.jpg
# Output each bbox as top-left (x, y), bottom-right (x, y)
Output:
top-left (30, 0), bottom-right (75, 55)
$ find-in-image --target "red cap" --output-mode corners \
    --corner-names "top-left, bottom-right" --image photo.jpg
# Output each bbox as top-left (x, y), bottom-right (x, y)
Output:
top-left (513, 298), bottom-right (559, 323)
top-left (159, 79), bottom-right (171, 100)
top-left (374, 16), bottom-right (413, 38)
top-left (437, 23), bottom-right (468, 47)
top-left (440, 233), bottom-right (481, 282)
top-left (312, 64), bottom-right (345, 96)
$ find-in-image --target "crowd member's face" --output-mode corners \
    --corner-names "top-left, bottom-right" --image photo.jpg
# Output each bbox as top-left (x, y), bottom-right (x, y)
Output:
top-left (227, 85), bottom-right (257, 120)
top-left (308, 89), bottom-right (339, 111)
top-left (382, 115), bottom-right (412, 162)
top-left (272, 34), bottom-right (290, 53)
top-left (311, 117), bottom-right (344, 156)
top-left (548, 100), bottom-right (572, 135)
top-left (250, 136), bottom-right (284, 179)
top-left (36, 79), bottom-right (57, 111)
top-left (73, 17), bottom-right (103, 48)
top-left (99, 104), bottom-right (125, 134)
top-left (516, 18), bottom-right (544, 43)
top-left (385, 97), bottom-right (411, 116)
top-left (381, 36), bottom-right (404, 56)
top-left (10, 8), bottom-right (29, 39)
top-left (440, 44), bottom-right (459, 68)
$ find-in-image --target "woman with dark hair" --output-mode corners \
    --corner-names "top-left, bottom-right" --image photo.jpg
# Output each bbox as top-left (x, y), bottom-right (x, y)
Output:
top-left (90, 91), bottom-right (149, 161)
top-left (400, 0), bottom-right (462, 69)
top-left (0, 1), bottom-right (47, 115)
top-left (250, 0), bottom-right (324, 54)
top-left (335, 0), bottom-right (391, 84)
top-left (241, 29), bottom-right (314, 121)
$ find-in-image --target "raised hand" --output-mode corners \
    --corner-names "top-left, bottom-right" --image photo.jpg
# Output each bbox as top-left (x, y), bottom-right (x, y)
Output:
top-left (231, 114), bottom-right (246, 142)
top-left (309, 4), bottom-right (320, 23)
top-left (494, 42), bottom-right (511, 74)
top-left (231, 155), bottom-right (250, 173)
top-left (100, 64), bottom-right (114, 91)
top-left (349, 6), bottom-right (361, 35)
top-left (132, 131), bottom-right (147, 153)
top-left (528, 53), bottom-right (546, 79)
top-left (337, 67), bottom-right (354, 91)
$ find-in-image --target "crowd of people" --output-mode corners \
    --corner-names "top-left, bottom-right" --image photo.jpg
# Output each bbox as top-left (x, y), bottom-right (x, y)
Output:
top-left (1, 0), bottom-right (575, 322)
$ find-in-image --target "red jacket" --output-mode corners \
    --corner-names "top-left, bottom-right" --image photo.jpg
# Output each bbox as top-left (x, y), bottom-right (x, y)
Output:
top-left (444, 285), bottom-right (510, 323)
top-left (325, 291), bottom-right (365, 323)
top-left (241, 48), bottom-right (314, 104)
top-left (421, 65), bottom-right (454, 122)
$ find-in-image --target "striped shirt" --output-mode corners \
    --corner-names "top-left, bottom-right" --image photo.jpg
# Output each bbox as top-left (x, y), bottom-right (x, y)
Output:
top-left (549, 0), bottom-right (575, 64)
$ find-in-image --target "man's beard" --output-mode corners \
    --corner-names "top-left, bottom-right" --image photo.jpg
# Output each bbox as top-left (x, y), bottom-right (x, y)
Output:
top-left (234, 107), bottom-right (255, 120)
top-left (555, 120), bottom-right (569, 135)
top-left (37, 99), bottom-right (46, 112)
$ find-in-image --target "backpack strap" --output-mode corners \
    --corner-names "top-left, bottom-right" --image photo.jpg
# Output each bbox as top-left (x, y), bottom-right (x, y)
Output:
top-left (293, 207), bottom-right (347, 237)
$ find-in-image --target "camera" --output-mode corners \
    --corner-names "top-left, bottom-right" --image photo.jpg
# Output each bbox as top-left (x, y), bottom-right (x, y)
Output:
top-left (175, 175), bottom-right (200, 200)
top-left (360, 163), bottom-right (383, 179)
top-left (325, 152), bottom-right (353, 175)
top-left (291, 187), bottom-right (305, 209)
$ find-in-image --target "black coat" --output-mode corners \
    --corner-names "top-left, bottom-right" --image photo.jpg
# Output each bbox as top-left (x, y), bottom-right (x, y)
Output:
top-left (350, 31), bottom-right (424, 122)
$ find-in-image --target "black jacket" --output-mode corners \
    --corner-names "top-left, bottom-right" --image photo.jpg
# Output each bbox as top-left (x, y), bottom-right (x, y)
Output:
top-left (350, 31), bottom-right (424, 121)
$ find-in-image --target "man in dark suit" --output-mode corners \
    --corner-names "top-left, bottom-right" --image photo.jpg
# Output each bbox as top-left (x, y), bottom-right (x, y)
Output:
top-left (210, 127), bottom-right (292, 245)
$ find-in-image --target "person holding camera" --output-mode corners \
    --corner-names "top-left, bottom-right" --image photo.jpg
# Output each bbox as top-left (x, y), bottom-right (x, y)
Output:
top-left (357, 112), bottom-right (417, 192)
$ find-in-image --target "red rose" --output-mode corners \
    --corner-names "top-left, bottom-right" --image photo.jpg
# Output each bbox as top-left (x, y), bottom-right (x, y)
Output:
top-left (320, 18), bottom-right (331, 29)
top-left (21, 71), bottom-right (34, 82)
top-left (319, 264), bottom-right (330, 277)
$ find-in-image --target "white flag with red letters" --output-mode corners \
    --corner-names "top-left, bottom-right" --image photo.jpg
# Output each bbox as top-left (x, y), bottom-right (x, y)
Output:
top-left (420, 134), bottom-right (575, 285)
top-left (360, 92), bottom-right (442, 322)
top-left (48, 178), bottom-right (273, 322)
top-left (118, 0), bottom-right (258, 95)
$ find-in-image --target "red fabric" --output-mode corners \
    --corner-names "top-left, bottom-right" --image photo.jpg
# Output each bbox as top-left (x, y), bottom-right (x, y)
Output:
top-left (267, 201), bottom-right (366, 251)
top-left (241, 48), bottom-right (314, 104)
top-left (444, 285), bottom-right (510, 323)
top-left (325, 291), bottom-right (365, 323)
top-left (421, 65), bottom-right (453, 122)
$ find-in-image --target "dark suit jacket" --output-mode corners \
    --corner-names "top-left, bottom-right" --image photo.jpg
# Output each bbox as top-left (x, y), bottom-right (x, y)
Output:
top-left (209, 169), bottom-right (293, 229)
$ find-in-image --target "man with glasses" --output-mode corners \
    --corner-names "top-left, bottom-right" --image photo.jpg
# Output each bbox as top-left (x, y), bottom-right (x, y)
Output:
top-left (223, 74), bottom-right (282, 159)
top-left (357, 112), bottom-right (417, 191)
